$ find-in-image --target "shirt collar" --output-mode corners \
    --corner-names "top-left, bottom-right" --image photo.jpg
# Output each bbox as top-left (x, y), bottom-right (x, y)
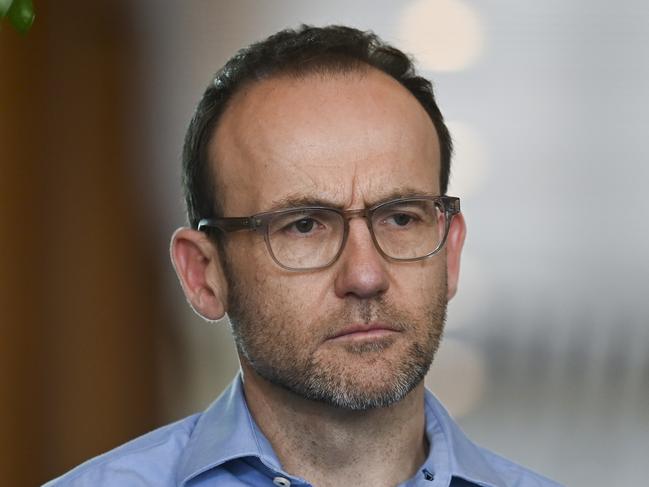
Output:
top-left (176, 373), bottom-right (284, 485)
top-left (423, 389), bottom-right (507, 487)
top-left (177, 373), bottom-right (507, 487)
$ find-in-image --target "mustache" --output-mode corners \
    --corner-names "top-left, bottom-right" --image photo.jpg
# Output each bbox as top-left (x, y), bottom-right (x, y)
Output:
top-left (319, 297), bottom-right (413, 338)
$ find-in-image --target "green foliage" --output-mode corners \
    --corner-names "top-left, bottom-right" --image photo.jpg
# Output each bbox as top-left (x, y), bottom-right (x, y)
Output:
top-left (1, 0), bottom-right (35, 33)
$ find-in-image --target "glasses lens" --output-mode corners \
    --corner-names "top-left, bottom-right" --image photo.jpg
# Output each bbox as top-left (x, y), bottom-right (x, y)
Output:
top-left (267, 209), bottom-right (345, 269)
top-left (372, 199), bottom-right (447, 260)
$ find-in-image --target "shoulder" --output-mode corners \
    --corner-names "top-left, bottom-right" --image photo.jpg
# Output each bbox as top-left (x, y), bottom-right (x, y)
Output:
top-left (43, 413), bottom-right (201, 487)
top-left (422, 390), bottom-right (564, 487)
top-left (475, 447), bottom-right (564, 487)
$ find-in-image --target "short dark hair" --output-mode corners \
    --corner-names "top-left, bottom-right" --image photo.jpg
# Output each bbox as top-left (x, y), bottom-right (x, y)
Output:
top-left (182, 24), bottom-right (453, 228)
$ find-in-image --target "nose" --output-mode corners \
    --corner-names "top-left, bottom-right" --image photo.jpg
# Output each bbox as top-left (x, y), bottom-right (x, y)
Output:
top-left (333, 218), bottom-right (390, 299)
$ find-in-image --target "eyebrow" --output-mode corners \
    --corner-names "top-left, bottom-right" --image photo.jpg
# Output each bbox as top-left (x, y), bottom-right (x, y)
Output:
top-left (265, 186), bottom-right (437, 213)
top-left (365, 187), bottom-right (436, 207)
top-left (265, 194), bottom-right (345, 212)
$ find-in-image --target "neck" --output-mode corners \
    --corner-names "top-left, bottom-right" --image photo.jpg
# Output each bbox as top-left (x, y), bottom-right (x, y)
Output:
top-left (240, 361), bottom-right (429, 487)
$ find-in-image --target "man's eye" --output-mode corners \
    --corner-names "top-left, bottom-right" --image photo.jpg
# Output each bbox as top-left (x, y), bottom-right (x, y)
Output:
top-left (388, 213), bottom-right (415, 227)
top-left (292, 218), bottom-right (316, 233)
top-left (271, 212), bottom-right (332, 238)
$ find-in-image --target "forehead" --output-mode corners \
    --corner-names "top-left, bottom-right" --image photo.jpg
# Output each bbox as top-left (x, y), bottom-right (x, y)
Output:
top-left (210, 68), bottom-right (441, 214)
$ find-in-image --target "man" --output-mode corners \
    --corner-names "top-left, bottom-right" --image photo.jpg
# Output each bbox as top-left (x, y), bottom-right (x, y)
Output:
top-left (46, 25), bottom-right (561, 487)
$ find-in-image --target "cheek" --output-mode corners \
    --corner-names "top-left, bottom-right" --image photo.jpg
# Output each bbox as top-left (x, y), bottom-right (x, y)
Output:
top-left (390, 255), bottom-right (447, 296)
top-left (385, 262), bottom-right (448, 322)
top-left (225, 235), bottom-right (271, 278)
top-left (246, 278), bottom-right (322, 351)
top-left (226, 234), bottom-right (332, 316)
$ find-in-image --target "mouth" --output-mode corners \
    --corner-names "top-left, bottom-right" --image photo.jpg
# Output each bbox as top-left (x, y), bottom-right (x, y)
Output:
top-left (327, 323), bottom-right (402, 342)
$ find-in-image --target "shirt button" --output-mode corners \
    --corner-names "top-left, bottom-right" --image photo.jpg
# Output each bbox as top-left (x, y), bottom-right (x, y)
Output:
top-left (273, 476), bottom-right (291, 487)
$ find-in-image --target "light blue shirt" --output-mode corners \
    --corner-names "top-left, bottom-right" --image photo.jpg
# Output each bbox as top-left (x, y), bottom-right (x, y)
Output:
top-left (45, 374), bottom-right (562, 487)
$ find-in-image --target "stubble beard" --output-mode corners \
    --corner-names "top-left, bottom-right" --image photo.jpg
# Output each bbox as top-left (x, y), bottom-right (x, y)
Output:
top-left (225, 268), bottom-right (448, 411)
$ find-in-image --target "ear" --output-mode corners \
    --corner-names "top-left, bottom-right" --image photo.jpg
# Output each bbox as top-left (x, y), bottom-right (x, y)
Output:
top-left (445, 213), bottom-right (466, 301)
top-left (170, 227), bottom-right (228, 321)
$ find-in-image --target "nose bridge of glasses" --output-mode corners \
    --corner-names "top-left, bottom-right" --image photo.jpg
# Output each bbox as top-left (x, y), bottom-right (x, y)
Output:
top-left (339, 207), bottom-right (382, 259)
top-left (341, 207), bottom-right (371, 225)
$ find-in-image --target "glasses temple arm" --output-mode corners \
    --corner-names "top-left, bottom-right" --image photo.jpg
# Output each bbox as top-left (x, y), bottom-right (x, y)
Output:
top-left (197, 217), bottom-right (258, 232)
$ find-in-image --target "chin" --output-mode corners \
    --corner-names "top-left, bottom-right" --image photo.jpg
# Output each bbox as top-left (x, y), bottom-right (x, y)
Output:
top-left (257, 340), bottom-right (434, 411)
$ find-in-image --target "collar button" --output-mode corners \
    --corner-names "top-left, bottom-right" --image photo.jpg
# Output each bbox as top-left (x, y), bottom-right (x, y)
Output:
top-left (273, 476), bottom-right (291, 487)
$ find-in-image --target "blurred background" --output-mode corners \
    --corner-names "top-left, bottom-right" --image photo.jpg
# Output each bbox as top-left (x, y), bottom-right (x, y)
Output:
top-left (2, 1), bottom-right (647, 485)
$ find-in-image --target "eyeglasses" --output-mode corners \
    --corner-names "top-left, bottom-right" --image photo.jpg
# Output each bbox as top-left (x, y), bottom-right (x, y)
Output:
top-left (198, 195), bottom-right (460, 271)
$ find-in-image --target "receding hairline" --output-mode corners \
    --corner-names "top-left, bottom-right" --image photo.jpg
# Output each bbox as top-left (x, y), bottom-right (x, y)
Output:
top-left (208, 62), bottom-right (439, 215)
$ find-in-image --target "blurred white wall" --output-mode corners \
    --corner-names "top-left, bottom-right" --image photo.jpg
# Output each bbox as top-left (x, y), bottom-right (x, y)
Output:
top-left (133, 2), bottom-right (649, 485)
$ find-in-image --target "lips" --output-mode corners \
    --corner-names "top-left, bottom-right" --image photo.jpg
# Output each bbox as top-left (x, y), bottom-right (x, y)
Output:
top-left (328, 323), bottom-right (402, 340)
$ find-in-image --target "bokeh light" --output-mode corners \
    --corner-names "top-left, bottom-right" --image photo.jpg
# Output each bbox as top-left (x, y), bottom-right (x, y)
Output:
top-left (398, 0), bottom-right (484, 72)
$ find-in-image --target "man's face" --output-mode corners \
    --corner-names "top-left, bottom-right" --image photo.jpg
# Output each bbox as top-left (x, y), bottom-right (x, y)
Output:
top-left (211, 68), bottom-right (452, 410)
